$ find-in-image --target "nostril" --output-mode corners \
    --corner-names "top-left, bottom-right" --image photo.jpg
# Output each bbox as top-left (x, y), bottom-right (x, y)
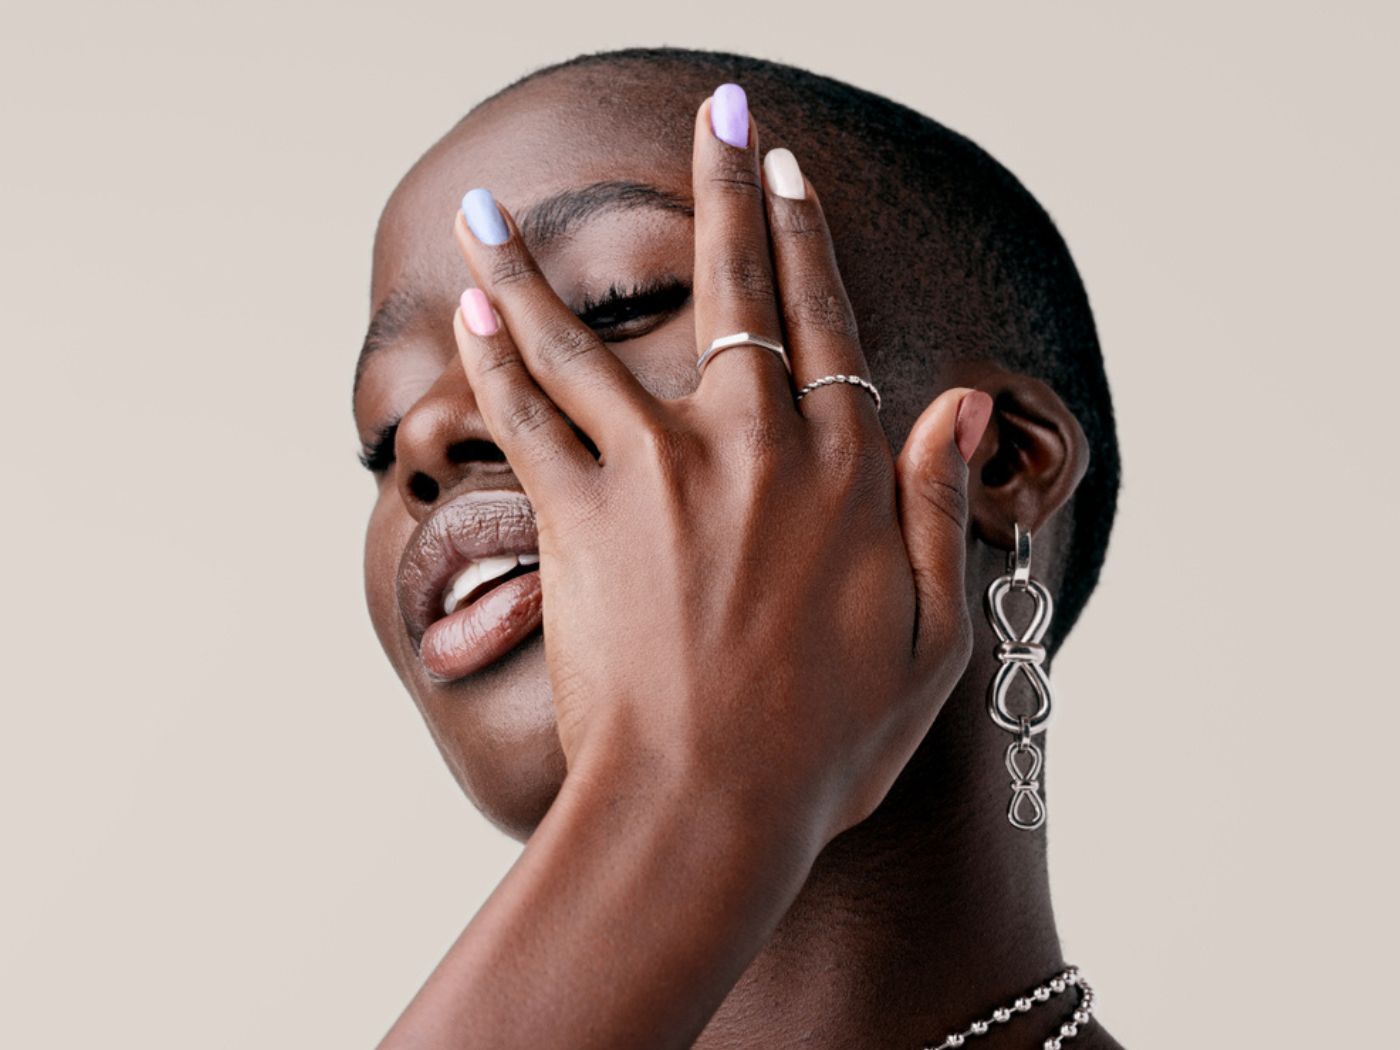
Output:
top-left (408, 471), bottom-right (440, 503)
top-left (447, 439), bottom-right (506, 465)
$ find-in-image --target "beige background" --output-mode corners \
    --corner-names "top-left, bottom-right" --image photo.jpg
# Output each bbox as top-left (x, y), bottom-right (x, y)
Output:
top-left (3, 2), bottom-right (1394, 1046)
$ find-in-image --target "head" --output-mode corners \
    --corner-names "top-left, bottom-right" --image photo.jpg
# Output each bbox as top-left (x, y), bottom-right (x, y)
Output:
top-left (354, 48), bottom-right (1119, 840)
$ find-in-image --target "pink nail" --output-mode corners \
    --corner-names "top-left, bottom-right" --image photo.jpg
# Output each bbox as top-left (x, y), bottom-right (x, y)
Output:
top-left (954, 391), bottom-right (993, 463)
top-left (460, 288), bottom-right (498, 336)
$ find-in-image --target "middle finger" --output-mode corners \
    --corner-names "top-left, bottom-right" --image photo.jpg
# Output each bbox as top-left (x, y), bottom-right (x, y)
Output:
top-left (691, 84), bottom-right (794, 415)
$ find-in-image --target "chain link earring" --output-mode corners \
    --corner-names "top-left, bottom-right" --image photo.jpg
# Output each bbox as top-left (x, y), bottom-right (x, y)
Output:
top-left (984, 524), bottom-right (1055, 830)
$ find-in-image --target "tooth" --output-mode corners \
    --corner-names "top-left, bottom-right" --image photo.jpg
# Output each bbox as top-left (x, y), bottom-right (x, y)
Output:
top-left (518, 553), bottom-right (540, 566)
top-left (442, 554), bottom-right (536, 616)
top-left (443, 562), bottom-right (484, 616)
top-left (476, 554), bottom-right (518, 583)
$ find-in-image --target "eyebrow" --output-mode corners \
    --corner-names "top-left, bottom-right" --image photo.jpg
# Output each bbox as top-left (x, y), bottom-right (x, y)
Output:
top-left (354, 181), bottom-right (692, 393)
top-left (517, 180), bottom-right (692, 247)
top-left (354, 286), bottom-right (427, 397)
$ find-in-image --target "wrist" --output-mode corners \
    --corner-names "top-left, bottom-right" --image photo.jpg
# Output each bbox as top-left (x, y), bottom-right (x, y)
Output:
top-left (561, 726), bottom-right (826, 881)
top-left (383, 716), bottom-right (823, 1050)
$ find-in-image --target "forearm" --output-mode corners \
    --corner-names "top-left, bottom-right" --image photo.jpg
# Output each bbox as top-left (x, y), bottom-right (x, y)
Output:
top-left (378, 750), bottom-right (818, 1050)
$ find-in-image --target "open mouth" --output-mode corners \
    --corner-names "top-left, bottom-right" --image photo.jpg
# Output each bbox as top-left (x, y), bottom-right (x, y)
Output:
top-left (440, 552), bottom-right (540, 617)
top-left (396, 491), bottom-right (544, 682)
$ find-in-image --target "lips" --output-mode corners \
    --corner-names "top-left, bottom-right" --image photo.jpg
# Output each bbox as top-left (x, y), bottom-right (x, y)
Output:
top-left (396, 491), bottom-right (543, 681)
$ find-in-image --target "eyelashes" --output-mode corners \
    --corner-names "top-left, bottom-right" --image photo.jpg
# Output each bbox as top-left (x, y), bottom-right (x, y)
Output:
top-left (357, 278), bottom-right (690, 474)
top-left (573, 277), bottom-right (690, 338)
top-left (359, 420), bottom-right (398, 473)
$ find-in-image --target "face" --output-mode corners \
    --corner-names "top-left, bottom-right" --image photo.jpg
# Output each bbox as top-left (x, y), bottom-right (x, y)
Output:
top-left (354, 70), bottom-right (999, 839)
top-left (356, 73), bottom-right (734, 836)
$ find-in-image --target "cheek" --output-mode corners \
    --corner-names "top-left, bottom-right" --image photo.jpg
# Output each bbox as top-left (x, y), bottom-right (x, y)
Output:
top-left (419, 639), bottom-right (566, 841)
top-left (364, 485), bottom-right (412, 664)
top-left (360, 483), bottom-right (565, 841)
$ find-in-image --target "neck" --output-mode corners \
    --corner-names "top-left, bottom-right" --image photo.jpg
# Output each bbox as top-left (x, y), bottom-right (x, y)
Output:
top-left (695, 688), bottom-right (1117, 1050)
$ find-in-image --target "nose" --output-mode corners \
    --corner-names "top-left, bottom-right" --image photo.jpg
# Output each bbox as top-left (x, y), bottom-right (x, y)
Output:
top-left (393, 365), bottom-right (510, 520)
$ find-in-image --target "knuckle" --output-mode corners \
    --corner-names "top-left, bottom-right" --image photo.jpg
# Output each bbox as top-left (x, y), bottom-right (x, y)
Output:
top-left (770, 203), bottom-right (827, 241)
top-left (706, 156), bottom-right (764, 201)
top-left (919, 474), bottom-right (970, 534)
top-left (633, 419), bottom-right (694, 474)
top-left (487, 249), bottom-right (540, 289)
top-left (786, 287), bottom-right (859, 340)
top-left (706, 247), bottom-right (774, 304)
top-left (535, 317), bottom-right (597, 368)
top-left (733, 412), bottom-right (797, 468)
top-left (539, 475), bottom-right (608, 541)
top-left (819, 425), bottom-right (891, 502)
top-left (476, 343), bottom-right (522, 377)
top-left (502, 395), bottom-right (555, 437)
top-left (814, 417), bottom-right (868, 468)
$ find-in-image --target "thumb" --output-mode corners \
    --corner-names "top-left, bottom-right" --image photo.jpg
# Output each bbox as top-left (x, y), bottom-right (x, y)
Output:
top-left (895, 387), bottom-right (993, 657)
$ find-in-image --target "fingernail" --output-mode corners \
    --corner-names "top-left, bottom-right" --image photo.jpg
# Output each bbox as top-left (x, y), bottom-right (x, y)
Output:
top-left (460, 288), bottom-right (498, 336)
top-left (461, 188), bottom-right (509, 246)
top-left (954, 391), bottom-right (993, 464)
top-left (763, 148), bottom-right (806, 200)
top-left (710, 83), bottom-right (749, 148)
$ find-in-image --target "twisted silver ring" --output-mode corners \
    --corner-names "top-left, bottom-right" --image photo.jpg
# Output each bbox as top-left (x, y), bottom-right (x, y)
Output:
top-left (794, 373), bottom-right (882, 412)
top-left (696, 332), bottom-right (791, 375)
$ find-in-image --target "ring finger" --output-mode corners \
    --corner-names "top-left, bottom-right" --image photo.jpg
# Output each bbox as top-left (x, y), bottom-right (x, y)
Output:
top-left (760, 149), bottom-right (881, 432)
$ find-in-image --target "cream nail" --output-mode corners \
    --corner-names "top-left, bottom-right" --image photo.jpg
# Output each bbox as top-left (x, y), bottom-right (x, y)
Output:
top-left (763, 148), bottom-right (806, 200)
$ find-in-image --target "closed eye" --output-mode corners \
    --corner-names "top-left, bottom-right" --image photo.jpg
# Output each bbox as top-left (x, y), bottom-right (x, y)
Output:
top-left (356, 279), bottom-right (688, 474)
top-left (573, 277), bottom-right (690, 341)
top-left (359, 420), bottom-right (399, 473)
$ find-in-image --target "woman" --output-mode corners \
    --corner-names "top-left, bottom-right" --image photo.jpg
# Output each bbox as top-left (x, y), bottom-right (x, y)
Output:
top-left (354, 47), bottom-right (1123, 1050)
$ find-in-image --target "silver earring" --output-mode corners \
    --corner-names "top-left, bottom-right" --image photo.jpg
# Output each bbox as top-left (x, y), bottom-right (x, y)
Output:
top-left (984, 523), bottom-right (1055, 830)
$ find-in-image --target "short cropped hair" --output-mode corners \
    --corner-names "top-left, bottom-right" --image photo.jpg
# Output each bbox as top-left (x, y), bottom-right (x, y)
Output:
top-left (496, 48), bottom-right (1120, 649)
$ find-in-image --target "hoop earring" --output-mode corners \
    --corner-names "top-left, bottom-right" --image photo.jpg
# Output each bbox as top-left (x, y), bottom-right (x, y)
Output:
top-left (984, 523), bottom-right (1055, 831)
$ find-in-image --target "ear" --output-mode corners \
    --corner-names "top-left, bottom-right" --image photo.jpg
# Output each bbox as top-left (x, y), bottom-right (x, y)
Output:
top-left (941, 364), bottom-right (1090, 549)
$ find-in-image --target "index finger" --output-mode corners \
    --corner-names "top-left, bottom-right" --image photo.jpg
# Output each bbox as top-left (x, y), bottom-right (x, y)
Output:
top-left (454, 191), bottom-right (658, 453)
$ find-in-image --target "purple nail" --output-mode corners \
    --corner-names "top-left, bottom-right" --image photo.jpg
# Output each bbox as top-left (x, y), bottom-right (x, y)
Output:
top-left (710, 83), bottom-right (749, 149)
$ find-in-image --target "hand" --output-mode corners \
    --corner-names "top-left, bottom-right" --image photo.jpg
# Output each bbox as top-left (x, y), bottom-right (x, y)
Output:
top-left (449, 88), bottom-right (991, 851)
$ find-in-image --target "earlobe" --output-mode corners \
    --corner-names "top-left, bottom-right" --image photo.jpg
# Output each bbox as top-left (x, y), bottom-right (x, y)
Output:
top-left (950, 366), bottom-right (1090, 549)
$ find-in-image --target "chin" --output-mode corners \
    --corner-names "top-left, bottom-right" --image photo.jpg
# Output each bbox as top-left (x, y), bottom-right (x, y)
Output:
top-left (409, 632), bottom-right (567, 841)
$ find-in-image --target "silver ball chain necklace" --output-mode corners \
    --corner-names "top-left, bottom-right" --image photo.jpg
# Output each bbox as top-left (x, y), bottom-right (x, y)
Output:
top-left (926, 966), bottom-right (1096, 1050)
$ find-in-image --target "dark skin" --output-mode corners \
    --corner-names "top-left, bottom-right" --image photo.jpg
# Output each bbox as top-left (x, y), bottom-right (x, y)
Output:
top-left (355, 68), bottom-right (1120, 1049)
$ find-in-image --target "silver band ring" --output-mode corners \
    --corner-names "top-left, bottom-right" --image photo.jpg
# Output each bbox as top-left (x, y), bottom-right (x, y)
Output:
top-left (696, 332), bottom-right (791, 375)
top-left (794, 373), bottom-right (882, 413)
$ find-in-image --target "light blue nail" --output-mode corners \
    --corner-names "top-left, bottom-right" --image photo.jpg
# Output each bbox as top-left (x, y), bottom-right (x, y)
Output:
top-left (461, 188), bottom-right (509, 246)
